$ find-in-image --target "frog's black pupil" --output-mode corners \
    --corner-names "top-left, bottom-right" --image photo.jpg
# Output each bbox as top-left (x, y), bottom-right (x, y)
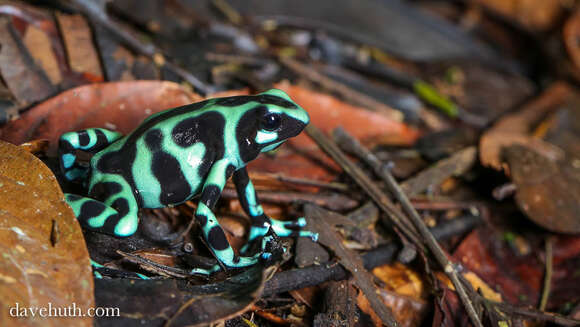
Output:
top-left (262, 113), bottom-right (281, 131)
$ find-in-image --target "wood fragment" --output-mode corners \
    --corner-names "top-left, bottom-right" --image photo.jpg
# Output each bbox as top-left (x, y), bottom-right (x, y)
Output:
top-left (400, 146), bottom-right (477, 197)
top-left (313, 280), bottom-right (358, 327)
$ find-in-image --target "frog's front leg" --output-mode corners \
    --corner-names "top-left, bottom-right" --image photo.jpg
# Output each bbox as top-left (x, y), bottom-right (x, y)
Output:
top-left (233, 168), bottom-right (318, 243)
top-left (59, 128), bottom-right (123, 182)
top-left (195, 160), bottom-right (266, 269)
top-left (65, 176), bottom-right (139, 237)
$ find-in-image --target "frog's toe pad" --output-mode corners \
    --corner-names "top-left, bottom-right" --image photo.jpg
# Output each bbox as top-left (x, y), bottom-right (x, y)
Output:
top-left (261, 252), bottom-right (272, 260)
top-left (310, 232), bottom-right (319, 242)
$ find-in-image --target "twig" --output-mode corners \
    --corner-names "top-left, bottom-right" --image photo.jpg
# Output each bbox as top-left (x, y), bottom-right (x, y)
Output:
top-left (262, 214), bottom-right (481, 296)
top-left (539, 236), bottom-right (553, 311)
top-left (329, 127), bottom-right (484, 327)
top-left (272, 174), bottom-right (350, 192)
top-left (64, 0), bottom-right (214, 95)
top-left (305, 125), bottom-right (421, 248)
top-left (305, 204), bottom-right (401, 327)
top-left (206, 52), bottom-right (271, 66)
top-left (211, 0), bottom-right (242, 25)
top-left (279, 57), bottom-right (403, 122)
top-left (488, 300), bottom-right (580, 326)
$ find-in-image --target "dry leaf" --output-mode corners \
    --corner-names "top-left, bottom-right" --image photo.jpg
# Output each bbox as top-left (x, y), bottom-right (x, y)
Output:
top-left (0, 140), bottom-right (94, 327)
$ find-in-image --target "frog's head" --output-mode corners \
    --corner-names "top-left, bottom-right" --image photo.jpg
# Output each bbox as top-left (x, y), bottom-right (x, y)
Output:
top-left (228, 88), bottom-right (310, 165)
top-left (252, 89), bottom-right (310, 153)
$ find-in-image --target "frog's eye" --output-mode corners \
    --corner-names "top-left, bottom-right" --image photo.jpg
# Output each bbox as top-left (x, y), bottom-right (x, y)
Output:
top-left (260, 113), bottom-right (282, 131)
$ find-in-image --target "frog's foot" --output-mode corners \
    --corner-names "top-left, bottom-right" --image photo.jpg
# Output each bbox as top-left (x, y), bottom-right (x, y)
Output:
top-left (190, 264), bottom-right (221, 276)
top-left (270, 217), bottom-right (318, 241)
top-left (247, 217), bottom-right (318, 242)
top-left (190, 251), bottom-right (272, 276)
top-left (90, 259), bottom-right (105, 279)
top-left (58, 129), bottom-right (123, 182)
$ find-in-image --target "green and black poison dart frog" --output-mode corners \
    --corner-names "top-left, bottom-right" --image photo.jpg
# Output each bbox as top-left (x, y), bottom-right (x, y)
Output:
top-left (58, 89), bottom-right (318, 275)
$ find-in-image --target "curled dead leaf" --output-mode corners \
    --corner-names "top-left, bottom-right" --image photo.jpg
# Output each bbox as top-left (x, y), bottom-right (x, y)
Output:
top-left (480, 83), bottom-right (571, 171)
top-left (0, 140), bottom-right (94, 326)
top-left (564, 10), bottom-right (580, 72)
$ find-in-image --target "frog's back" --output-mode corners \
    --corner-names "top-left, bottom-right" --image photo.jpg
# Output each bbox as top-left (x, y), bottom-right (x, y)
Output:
top-left (90, 100), bottom-right (227, 208)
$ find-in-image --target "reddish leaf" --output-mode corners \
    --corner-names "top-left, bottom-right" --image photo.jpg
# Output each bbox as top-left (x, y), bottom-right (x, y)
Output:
top-left (453, 228), bottom-right (580, 309)
top-left (0, 81), bottom-right (201, 153)
top-left (453, 229), bottom-right (541, 305)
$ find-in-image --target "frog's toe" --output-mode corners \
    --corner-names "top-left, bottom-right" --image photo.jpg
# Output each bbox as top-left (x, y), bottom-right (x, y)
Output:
top-left (270, 218), bottom-right (309, 237)
top-left (190, 264), bottom-right (221, 276)
top-left (261, 252), bottom-right (272, 260)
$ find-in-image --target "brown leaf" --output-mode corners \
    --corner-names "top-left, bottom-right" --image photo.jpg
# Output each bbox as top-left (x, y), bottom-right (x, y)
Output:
top-left (480, 82), bottom-right (571, 171)
top-left (357, 288), bottom-right (427, 327)
top-left (372, 263), bottom-right (425, 300)
top-left (0, 2), bottom-right (91, 88)
top-left (0, 140), bottom-right (60, 199)
top-left (0, 81), bottom-right (201, 153)
top-left (0, 17), bottom-right (54, 105)
top-left (505, 145), bottom-right (580, 233)
top-left (474, 0), bottom-right (564, 30)
top-left (0, 140), bottom-right (94, 326)
top-left (564, 9), bottom-right (580, 72)
top-left (55, 13), bottom-right (103, 81)
top-left (23, 25), bottom-right (61, 85)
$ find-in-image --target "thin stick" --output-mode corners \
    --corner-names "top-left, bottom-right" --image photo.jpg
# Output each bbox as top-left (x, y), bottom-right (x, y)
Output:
top-left (330, 127), bottom-right (484, 327)
top-left (305, 125), bottom-right (421, 247)
top-left (539, 236), bottom-right (553, 311)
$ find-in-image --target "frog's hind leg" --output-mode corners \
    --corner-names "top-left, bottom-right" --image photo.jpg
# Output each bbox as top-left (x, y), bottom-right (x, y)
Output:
top-left (65, 176), bottom-right (139, 237)
top-left (59, 128), bottom-right (123, 182)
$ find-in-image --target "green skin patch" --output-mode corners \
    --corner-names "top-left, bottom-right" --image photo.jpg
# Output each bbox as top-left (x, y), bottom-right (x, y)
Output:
top-left (59, 89), bottom-right (318, 275)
